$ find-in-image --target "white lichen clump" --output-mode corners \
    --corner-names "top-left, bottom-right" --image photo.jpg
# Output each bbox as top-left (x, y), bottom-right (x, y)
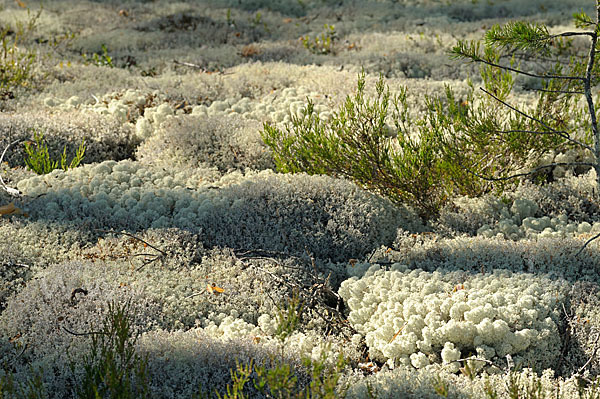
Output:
top-left (473, 197), bottom-right (600, 240)
top-left (338, 264), bottom-right (568, 374)
top-left (191, 86), bottom-right (335, 125)
top-left (43, 85), bottom-right (336, 144)
top-left (15, 159), bottom-right (411, 261)
top-left (477, 212), bottom-right (600, 241)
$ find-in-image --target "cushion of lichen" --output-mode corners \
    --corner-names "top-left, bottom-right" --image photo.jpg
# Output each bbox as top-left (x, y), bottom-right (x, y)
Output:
top-left (0, 260), bottom-right (164, 395)
top-left (9, 0), bottom-right (582, 83)
top-left (378, 233), bottom-right (600, 283)
top-left (342, 367), bottom-right (594, 399)
top-left (436, 194), bottom-right (511, 235)
top-left (514, 174), bottom-right (600, 223)
top-left (560, 281), bottom-right (600, 377)
top-left (339, 266), bottom-right (568, 372)
top-left (0, 218), bottom-right (95, 310)
top-left (2, 226), bottom-right (320, 327)
top-left (0, 228), bottom-right (346, 398)
top-left (135, 329), bottom-right (308, 399)
top-left (0, 110), bottom-right (137, 167)
top-left (136, 113), bottom-right (274, 172)
top-left (198, 171), bottom-right (420, 261)
top-left (436, 173), bottom-right (600, 235)
top-left (80, 234), bottom-right (343, 329)
top-left (0, 252), bottom-right (308, 399)
top-left (341, 367), bottom-right (471, 399)
top-left (15, 160), bottom-right (419, 261)
top-left (9, 0), bottom-right (576, 112)
top-left (0, 255), bottom-right (260, 394)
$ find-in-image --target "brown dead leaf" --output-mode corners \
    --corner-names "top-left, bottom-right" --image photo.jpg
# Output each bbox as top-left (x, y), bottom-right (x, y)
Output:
top-left (0, 202), bottom-right (26, 217)
top-left (206, 284), bottom-right (225, 295)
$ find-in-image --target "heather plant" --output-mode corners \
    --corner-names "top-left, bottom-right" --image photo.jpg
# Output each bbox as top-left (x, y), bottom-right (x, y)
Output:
top-left (263, 1), bottom-right (600, 222)
top-left (0, 5), bottom-right (40, 97)
top-left (301, 24), bottom-right (337, 55)
top-left (255, 350), bottom-right (346, 399)
top-left (204, 347), bottom-right (346, 399)
top-left (274, 289), bottom-right (304, 341)
top-left (81, 44), bottom-right (114, 68)
top-left (23, 130), bottom-right (85, 175)
top-left (69, 300), bottom-right (150, 399)
top-left (0, 366), bottom-right (45, 399)
top-left (261, 71), bottom-right (459, 218)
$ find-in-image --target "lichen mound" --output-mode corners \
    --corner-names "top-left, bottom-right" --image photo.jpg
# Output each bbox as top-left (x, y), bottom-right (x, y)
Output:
top-left (338, 265), bottom-right (569, 373)
top-left (16, 160), bottom-right (419, 261)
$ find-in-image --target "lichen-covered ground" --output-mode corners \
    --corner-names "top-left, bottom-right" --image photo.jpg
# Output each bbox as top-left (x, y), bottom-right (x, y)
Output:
top-left (1, 0), bottom-right (600, 397)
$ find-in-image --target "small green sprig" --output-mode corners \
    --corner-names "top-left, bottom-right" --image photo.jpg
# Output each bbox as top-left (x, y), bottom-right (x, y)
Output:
top-left (24, 130), bottom-right (86, 175)
top-left (0, 7), bottom-right (41, 95)
top-left (69, 300), bottom-right (150, 399)
top-left (301, 24), bottom-right (337, 55)
top-left (274, 289), bottom-right (304, 341)
top-left (81, 44), bottom-right (114, 68)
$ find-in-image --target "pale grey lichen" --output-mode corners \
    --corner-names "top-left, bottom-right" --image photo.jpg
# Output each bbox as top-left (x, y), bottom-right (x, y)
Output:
top-left (383, 233), bottom-right (600, 283)
top-left (0, 110), bottom-right (136, 167)
top-left (339, 265), bottom-right (568, 374)
top-left (16, 160), bottom-right (418, 261)
top-left (136, 113), bottom-right (274, 172)
top-left (0, 260), bottom-right (164, 398)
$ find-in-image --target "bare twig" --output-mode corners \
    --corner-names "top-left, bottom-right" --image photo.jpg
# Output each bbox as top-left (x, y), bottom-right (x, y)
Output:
top-left (481, 87), bottom-right (595, 153)
top-left (0, 138), bottom-right (23, 197)
top-left (461, 160), bottom-right (595, 182)
top-left (575, 231), bottom-right (600, 257)
top-left (576, 330), bottom-right (600, 376)
top-left (62, 325), bottom-right (107, 337)
top-left (488, 127), bottom-right (592, 150)
top-left (551, 31), bottom-right (596, 39)
top-left (455, 357), bottom-right (499, 367)
top-left (7, 342), bottom-right (27, 367)
top-left (94, 229), bottom-right (167, 271)
top-left (173, 60), bottom-right (204, 69)
top-left (70, 287), bottom-right (88, 303)
top-left (583, 26), bottom-right (600, 188)
top-left (466, 56), bottom-right (584, 81)
top-left (233, 248), bottom-right (353, 336)
top-left (95, 229), bottom-right (167, 256)
top-left (531, 87), bottom-right (585, 95)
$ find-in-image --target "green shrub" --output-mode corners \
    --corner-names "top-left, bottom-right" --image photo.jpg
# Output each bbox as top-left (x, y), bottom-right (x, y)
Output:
top-left (70, 301), bottom-right (150, 399)
top-left (301, 24), bottom-right (337, 55)
top-left (24, 130), bottom-right (86, 175)
top-left (274, 289), bottom-right (304, 341)
top-left (0, 366), bottom-right (45, 399)
top-left (81, 44), bottom-right (114, 68)
top-left (261, 71), bottom-right (461, 219)
top-left (0, 6), bottom-right (41, 97)
top-left (263, 0), bottom-right (600, 220)
top-left (448, 5), bottom-right (600, 190)
top-left (201, 348), bottom-right (346, 399)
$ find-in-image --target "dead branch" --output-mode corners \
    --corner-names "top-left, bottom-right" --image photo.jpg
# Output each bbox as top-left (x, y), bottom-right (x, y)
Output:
top-left (233, 249), bottom-right (354, 337)
top-left (62, 325), bottom-right (107, 337)
top-left (94, 229), bottom-right (167, 271)
top-left (576, 231), bottom-right (600, 257)
top-left (173, 60), bottom-right (204, 69)
top-left (481, 87), bottom-right (595, 153)
top-left (0, 138), bottom-right (23, 197)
